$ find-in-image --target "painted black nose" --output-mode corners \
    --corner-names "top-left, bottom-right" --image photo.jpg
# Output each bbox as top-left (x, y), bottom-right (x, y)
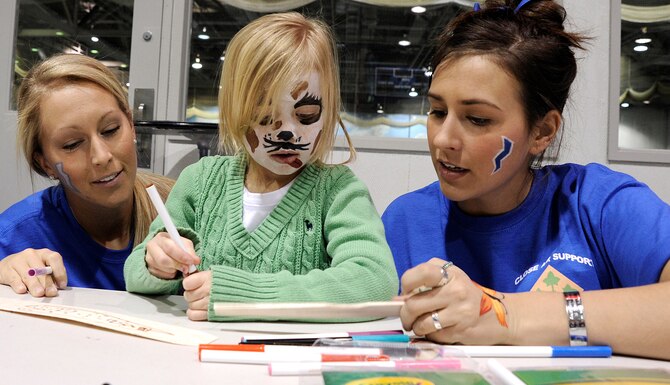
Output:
top-left (277, 131), bottom-right (294, 141)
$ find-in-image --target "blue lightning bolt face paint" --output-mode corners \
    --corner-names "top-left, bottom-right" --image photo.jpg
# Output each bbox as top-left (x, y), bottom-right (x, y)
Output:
top-left (55, 162), bottom-right (80, 193)
top-left (492, 136), bottom-right (513, 174)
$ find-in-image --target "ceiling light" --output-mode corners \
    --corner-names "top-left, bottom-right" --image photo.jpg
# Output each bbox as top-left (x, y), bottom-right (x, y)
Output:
top-left (192, 56), bottom-right (203, 69)
top-left (376, 104), bottom-right (384, 114)
top-left (198, 26), bottom-right (210, 40)
top-left (398, 39), bottom-right (410, 47)
top-left (635, 37), bottom-right (651, 44)
top-left (620, 102), bottom-right (630, 108)
top-left (411, 6), bottom-right (426, 13)
top-left (633, 45), bottom-right (648, 52)
top-left (90, 49), bottom-right (99, 54)
top-left (409, 87), bottom-right (418, 97)
top-left (643, 100), bottom-right (651, 105)
top-left (91, 36), bottom-right (99, 42)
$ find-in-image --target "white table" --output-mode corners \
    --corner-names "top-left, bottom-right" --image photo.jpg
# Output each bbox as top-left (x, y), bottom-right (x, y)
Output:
top-left (1, 285), bottom-right (668, 385)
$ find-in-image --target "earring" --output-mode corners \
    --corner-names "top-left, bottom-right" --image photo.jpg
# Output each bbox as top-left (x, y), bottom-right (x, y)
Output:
top-left (133, 138), bottom-right (138, 144)
top-left (48, 175), bottom-right (56, 181)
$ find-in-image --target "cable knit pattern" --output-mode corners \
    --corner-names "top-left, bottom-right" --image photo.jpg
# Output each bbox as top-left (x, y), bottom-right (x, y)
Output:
top-left (124, 154), bottom-right (398, 322)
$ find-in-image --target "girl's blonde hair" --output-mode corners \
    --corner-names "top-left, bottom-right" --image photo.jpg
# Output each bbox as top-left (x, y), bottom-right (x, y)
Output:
top-left (15, 54), bottom-right (174, 247)
top-left (218, 12), bottom-right (355, 164)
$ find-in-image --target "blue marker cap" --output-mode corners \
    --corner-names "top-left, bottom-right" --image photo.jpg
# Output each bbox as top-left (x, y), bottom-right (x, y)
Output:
top-left (552, 346), bottom-right (612, 358)
top-left (352, 334), bottom-right (411, 343)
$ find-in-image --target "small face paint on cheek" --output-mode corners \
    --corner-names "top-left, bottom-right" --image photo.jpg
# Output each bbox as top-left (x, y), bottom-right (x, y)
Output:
top-left (492, 136), bottom-right (514, 174)
top-left (245, 130), bottom-right (260, 153)
top-left (55, 162), bottom-right (80, 193)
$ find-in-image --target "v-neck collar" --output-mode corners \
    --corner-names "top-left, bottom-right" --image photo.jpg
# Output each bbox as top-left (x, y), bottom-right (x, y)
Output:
top-left (226, 155), bottom-right (320, 258)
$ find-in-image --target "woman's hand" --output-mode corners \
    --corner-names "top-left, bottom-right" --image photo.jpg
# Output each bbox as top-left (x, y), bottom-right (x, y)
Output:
top-left (399, 258), bottom-right (510, 345)
top-left (144, 232), bottom-right (200, 279)
top-left (182, 270), bottom-right (211, 321)
top-left (0, 248), bottom-right (67, 297)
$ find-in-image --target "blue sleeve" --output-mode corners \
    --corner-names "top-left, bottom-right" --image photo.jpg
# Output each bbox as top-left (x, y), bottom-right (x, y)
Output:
top-left (0, 200), bottom-right (48, 259)
top-left (578, 165), bottom-right (670, 286)
top-left (599, 182), bottom-right (670, 285)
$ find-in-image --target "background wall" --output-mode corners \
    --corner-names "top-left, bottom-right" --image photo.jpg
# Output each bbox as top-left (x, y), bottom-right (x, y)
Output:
top-left (1, 0), bottom-right (668, 215)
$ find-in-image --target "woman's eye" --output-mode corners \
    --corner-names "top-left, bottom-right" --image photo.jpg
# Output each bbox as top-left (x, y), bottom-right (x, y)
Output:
top-left (102, 126), bottom-right (121, 136)
top-left (468, 116), bottom-right (490, 126)
top-left (62, 141), bottom-right (82, 151)
top-left (428, 109), bottom-right (446, 118)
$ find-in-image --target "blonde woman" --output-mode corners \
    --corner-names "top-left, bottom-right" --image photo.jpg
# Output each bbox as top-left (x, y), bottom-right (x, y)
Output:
top-left (124, 12), bottom-right (398, 321)
top-left (0, 54), bottom-right (173, 297)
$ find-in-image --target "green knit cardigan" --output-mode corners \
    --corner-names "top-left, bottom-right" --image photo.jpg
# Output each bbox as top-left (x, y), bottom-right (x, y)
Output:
top-left (124, 154), bottom-right (398, 321)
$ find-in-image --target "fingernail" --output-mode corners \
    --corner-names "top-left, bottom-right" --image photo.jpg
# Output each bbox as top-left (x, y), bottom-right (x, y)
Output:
top-left (47, 285), bottom-right (58, 296)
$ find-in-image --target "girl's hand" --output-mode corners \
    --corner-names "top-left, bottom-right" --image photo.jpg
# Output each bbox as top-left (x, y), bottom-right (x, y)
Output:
top-left (399, 258), bottom-right (510, 345)
top-left (144, 232), bottom-right (200, 279)
top-left (0, 248), bottom-right (67, 297)
top-left (182, 270), bottom-right (212, 321)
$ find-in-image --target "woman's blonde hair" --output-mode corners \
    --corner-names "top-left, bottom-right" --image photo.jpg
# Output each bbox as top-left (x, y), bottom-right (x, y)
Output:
top-left (218, 12), bottom-right (355, 164)
top-left (15, 54), bottom-right (174, 247)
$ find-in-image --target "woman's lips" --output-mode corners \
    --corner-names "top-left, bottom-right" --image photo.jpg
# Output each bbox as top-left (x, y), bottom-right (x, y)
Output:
top-left (93, 170), bottom-right (122, 184)
top-left (437, 161), bottom-right (468, 181)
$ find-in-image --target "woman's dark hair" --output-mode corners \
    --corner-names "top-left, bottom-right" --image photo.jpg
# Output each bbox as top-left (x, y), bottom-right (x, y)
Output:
top-left (432, 0), bottom-right (587, 165)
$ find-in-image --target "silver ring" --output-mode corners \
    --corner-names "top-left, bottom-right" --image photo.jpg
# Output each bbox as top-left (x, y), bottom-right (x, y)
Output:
top-left (431, 311), bottom-right (443, 331)
top-left (441, 261), bottom-right (454, 283)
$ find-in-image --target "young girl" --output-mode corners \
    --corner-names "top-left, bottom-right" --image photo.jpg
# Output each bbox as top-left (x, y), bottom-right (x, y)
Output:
top-left (383, 0), bottom-right (670, 360)
top-left (0, 54), bottom-right (173, 296)
top-left (124, 12), bottom-right (398, 321)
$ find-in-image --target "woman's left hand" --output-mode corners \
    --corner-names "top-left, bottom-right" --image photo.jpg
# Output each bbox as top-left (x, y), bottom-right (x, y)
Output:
top-left (182, 270), bottom-right (212, 321)
top-left (398, 258), bottom-right (510, 345)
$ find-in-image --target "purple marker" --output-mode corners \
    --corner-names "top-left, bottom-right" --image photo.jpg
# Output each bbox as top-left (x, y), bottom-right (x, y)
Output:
top-left (28, 266), bottom-right (53, 277)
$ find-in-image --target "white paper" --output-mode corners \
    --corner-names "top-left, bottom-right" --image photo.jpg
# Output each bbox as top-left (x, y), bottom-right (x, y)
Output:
top-left (0, 297), bottom-right (217, 346)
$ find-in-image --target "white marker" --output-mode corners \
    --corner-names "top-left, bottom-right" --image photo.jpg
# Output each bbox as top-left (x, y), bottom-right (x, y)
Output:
top-left (486, 359), bottom-right (526, 385)
top-left (146, 185), bottom-right (197, 274)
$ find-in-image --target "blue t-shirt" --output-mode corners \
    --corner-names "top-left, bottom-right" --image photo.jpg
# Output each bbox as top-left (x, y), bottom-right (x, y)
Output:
top-left (382, 163), bottom-right (670, 293)
top-left (0, 186), bottom-right (130, 290)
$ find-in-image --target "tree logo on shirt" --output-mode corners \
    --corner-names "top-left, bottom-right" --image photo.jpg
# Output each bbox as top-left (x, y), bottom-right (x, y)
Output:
top-left (530, 265), bottom-right (583, 292)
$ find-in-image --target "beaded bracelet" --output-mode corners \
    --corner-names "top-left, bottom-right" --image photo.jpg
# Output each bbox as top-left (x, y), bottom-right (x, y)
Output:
top-left (563, 291), bottom-right (587, 346)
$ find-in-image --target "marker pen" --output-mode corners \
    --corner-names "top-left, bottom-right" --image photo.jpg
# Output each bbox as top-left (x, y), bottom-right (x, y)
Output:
top-left (199, 343), bottom-right (382, 358)
top-left (28, 266), bottom-right (53, 277)
top-left (486, 359), bottom-right (525, 385)
top-left (268, 359), bottom-right (462, 376)
top-left (441, 345), bottom-right (612, 358)
top-left (199, 349), bottom-right (389, 365)
top-left (146, 185), bottom-right (197, 274)
top-left (241, 331), bottom-right (409, 345)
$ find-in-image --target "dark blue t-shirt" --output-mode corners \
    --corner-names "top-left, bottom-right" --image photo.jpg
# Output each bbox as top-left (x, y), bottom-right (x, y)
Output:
top-left (382, 163), bottom-right (670, 293)
top-left (0, 186), bottom-right (129, 290)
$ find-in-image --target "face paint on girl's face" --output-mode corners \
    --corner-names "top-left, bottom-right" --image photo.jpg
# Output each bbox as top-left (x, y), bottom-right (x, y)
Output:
top-left (54, 162), bottom-right (80, 193)
top-left (244, 72), bottom-right (324, 176)
top-left (491, 136), bottom-right (514, 174)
